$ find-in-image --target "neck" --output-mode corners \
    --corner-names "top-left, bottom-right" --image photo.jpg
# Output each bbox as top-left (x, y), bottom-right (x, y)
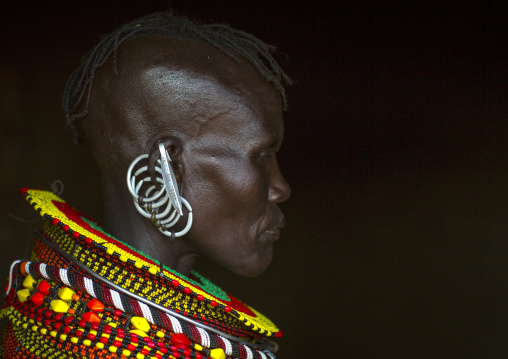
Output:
top-left (101, 180), bottom-right (198, 276)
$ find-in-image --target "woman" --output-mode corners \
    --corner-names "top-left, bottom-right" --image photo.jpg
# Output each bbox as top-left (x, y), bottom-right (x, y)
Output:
top-left (1, 12), bottom-right (292, 359)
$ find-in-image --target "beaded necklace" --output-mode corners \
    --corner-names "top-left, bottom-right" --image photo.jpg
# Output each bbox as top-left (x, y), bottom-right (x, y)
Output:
top-left (1, 189), bottom-right (281, 359)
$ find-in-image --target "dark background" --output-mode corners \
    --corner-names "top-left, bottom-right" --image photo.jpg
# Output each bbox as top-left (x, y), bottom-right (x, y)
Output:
top-left (1, 1), bottom-right (507, 358)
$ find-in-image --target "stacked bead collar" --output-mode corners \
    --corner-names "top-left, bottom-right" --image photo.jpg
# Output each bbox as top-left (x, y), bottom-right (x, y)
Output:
top-left (0, 189), bottom-right (280, 359)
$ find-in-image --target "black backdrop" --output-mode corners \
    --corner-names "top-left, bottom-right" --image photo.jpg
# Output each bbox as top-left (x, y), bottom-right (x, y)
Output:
top-left (1, 1), bottom-right (507, 358)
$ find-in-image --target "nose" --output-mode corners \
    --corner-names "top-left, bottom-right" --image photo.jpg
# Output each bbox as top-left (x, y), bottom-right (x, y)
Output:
top-left (268, 161), bottom-right (291, 203)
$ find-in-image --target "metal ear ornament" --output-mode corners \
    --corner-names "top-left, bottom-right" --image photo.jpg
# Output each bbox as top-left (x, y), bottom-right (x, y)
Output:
top-left (126, 145), bottom-right (193, 238)
top-left (158, 143), bottom-right (183, 216)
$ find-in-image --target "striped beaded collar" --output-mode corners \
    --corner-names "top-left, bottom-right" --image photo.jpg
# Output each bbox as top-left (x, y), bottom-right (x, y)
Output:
top-left (0, 188), bottom-right (281, 359)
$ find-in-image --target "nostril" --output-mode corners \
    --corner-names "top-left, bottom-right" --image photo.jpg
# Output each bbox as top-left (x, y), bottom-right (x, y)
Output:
top-left (269, 175), bottom-right (291, 203)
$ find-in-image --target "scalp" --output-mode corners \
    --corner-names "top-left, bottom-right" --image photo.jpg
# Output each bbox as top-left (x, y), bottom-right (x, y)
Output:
top-left (63, 11), bottom-right (292, 142)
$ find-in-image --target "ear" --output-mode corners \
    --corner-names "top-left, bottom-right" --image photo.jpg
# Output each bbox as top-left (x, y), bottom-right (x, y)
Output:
top-left (147, 136), bottom-right (185, 189)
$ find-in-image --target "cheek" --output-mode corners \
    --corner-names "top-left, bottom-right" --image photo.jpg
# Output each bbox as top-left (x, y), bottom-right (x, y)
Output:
top-left (182, 160), bottom-right (274, 275)
top-left (188, 159), bottom-right (267, 212)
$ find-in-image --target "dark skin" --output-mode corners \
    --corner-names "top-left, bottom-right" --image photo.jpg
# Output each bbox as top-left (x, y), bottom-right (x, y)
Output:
top-left (77, 37), bottom-right (291, 277)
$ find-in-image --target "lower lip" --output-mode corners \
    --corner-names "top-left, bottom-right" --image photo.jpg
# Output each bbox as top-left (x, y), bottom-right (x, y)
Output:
top-left (261, 229), bottom-right (281, 241)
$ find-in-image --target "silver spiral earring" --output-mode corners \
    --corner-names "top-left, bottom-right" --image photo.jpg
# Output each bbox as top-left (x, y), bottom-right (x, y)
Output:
top-left (126, 143), bottom-right (193, 239)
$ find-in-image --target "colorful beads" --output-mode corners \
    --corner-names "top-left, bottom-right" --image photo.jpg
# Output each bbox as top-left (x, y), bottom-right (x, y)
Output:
top-left (58, 287), bottom-right (76, 302)
top-left (22, 275), bottom-right (37, 291)
top-left (82, 311), bottom-right (101, 323)
top-left (29, 292), bottom-right (45, 307)
top-left (37, 280), bottom-right (51, 296)
top-left (170, 333), bottom-right (190, 347)
top-left (210, 348), bottom-right (226, 359)
top-left (131, 316), bottom-right (150, 333)
top-left (87, 298), bottom-right (105, 312)
top-left (130, 329), bottom-right (147, 337)
top-left (16, 289), bottom-right (31, 303)
top-left (19, 261), bottom-right (28, 275)
top-left (50, 299), bottom-right (69, 313)
top-left (3, 188), bottom-right (282, 359)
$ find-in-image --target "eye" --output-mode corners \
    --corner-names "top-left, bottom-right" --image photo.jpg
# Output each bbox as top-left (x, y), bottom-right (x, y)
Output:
top-left (258, 150), bottom-right (274, 165)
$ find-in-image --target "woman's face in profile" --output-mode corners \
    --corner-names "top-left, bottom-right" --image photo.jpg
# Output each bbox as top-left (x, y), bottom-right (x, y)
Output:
top-left (168, 66), bottom-right (292, 277)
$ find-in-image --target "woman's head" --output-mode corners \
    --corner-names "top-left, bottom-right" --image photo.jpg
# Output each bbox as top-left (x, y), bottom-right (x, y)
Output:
top-left (66, 12), bottom-right (292, 277)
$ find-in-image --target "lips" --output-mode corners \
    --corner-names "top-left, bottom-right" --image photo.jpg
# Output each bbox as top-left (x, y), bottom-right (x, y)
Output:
top-left (261, 211), bottom-right (285, 241)
top-left (270, 217), bottom-right (285, 232)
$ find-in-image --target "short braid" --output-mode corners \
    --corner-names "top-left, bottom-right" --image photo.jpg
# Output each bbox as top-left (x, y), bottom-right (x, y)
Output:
top-left (63, 11), bottom-right (293, 137)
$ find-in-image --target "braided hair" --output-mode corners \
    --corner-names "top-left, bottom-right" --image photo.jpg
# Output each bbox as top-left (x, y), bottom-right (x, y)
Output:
top-left (63, 11), bottom-right (293, 136)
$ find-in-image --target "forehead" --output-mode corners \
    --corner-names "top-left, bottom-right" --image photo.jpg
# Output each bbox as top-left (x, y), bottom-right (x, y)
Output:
top-left (144, 68), bottom-right (282, 131)
top-left (126, 38), bottom-right (284, 142)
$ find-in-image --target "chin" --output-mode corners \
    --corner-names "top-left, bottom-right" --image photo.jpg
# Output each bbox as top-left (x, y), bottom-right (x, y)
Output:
top-left (226, 248), bottom-right (273, 278)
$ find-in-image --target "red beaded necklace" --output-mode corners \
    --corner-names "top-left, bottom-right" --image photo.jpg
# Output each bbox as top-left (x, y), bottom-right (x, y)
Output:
top-left (0, 189), bottom-right (280, 359)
